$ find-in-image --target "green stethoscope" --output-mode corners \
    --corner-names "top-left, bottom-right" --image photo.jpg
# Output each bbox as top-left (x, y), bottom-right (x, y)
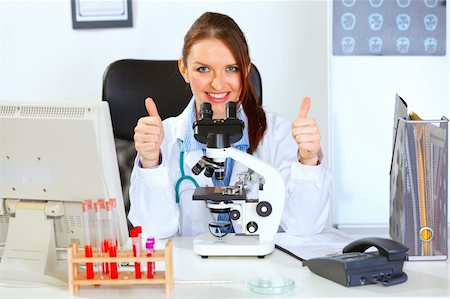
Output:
top-left (175, 151), bottom-right (199, 204)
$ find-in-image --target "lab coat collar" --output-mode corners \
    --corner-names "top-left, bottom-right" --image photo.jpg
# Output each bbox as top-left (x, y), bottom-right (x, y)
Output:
top-left (174, 97), bottom-right (196, 144)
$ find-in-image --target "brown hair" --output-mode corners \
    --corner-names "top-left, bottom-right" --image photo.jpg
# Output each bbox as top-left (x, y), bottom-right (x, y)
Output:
top-left (182, 12), bottom-right (266, 154)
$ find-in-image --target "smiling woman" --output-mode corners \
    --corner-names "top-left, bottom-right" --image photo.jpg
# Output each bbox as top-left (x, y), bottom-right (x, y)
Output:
top-left (129, 11), bottom-right (331, 240)
top-left (71, 0), bottom-right (133, 29)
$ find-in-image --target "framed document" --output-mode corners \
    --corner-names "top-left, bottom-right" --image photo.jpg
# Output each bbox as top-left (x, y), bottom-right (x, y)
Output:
top-left (71, 0), bottom-right (133, 29)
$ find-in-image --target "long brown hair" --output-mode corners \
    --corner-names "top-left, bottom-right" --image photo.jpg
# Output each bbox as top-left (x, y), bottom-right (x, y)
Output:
top-left (182, 12), bottom-right (267, 154)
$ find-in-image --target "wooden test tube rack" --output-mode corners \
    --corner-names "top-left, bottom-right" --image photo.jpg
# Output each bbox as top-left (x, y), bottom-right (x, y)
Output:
top-left (67, 239), bottom-right (173, 296)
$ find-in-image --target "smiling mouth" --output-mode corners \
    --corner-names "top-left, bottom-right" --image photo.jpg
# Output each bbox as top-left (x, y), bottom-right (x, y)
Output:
top-left (206, 92), bottom-right (229, 102)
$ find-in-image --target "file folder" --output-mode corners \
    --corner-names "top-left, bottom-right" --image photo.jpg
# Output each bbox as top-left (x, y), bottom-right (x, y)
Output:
top-left (390, 110), bottom-right (448, 260)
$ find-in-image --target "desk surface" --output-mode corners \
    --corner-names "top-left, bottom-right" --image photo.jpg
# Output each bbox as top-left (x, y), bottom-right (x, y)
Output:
top-left (0, 237), bottom-right (449, 299)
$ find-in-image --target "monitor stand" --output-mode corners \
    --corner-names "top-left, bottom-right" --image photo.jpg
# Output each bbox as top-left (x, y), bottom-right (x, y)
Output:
top-left (0, 201), bottom-right (66, 286)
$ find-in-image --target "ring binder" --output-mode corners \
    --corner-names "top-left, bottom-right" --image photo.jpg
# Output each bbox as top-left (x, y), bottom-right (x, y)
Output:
top-left (390, 111), bottom-right (448, 260)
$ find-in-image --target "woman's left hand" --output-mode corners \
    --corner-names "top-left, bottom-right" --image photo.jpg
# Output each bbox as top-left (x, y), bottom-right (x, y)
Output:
top-left (291, 97), bottom-right (321, 166)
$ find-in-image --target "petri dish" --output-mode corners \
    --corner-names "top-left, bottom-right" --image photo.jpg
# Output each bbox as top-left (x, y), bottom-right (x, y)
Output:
top-left (247, 276), bottom-right (295, 295)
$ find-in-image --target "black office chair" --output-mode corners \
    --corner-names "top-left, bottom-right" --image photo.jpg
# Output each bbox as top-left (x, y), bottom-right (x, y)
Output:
top-left (102, 59), bottom-right (262, 228)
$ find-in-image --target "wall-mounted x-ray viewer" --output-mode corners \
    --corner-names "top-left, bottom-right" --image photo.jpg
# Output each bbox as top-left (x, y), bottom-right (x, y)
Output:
top-left (333, 0), bottom-right (446, 56)
top-left (71, 0), bottom-right (133, 29)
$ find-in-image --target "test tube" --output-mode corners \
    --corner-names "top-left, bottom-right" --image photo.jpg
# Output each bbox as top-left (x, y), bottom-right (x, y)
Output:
top-left (130, 228), bottom-right (141, 278)
top-left (135, 226), bottom-right (142, 250)
top-left (146, 237), bottom-right (155, 279)
top-left (108, 198), bottom-right (119, 249)
top-left (94, 201), bottom-right (109, 275)
top-left (85, 199), bottom-right (100, 274)
top-left (106, 201), bottom-right (118, 279)
top-left (82, 201), bottom-right (94, 279)
top-left (84, 199), bottom-right (97, 248)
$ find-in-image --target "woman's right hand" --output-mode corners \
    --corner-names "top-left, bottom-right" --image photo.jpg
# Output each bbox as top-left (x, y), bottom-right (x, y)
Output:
top-left (134, 98), bottom-right (164, 168)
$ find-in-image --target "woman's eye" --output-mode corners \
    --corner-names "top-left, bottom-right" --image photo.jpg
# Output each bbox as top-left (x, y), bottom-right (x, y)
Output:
top-left (226, 66), bottom-right (239, 72)
top-left (197, 66), bottom-right (209, 72)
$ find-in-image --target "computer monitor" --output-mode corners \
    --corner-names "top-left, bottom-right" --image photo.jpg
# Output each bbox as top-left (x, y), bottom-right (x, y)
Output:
top-left (0, 101), bottom-right (128, 286)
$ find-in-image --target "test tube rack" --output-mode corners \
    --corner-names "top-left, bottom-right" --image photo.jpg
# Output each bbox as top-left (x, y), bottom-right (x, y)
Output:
top-left (67, 239), bottom-right (173, 296)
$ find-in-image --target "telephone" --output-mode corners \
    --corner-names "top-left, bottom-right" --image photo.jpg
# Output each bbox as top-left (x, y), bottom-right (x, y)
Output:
top-left (303, 237), bottom-right (408, 287)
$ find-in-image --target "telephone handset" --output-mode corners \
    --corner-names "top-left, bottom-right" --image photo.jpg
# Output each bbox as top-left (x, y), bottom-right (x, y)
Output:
top-left (304, 237), bottom-right (408, 287)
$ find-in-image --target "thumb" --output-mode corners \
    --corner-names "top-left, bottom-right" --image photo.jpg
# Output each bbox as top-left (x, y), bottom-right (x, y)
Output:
top-left (298, 97), bottom-right (311, 118)
top-left (145, 97), bottom-right (160, 117)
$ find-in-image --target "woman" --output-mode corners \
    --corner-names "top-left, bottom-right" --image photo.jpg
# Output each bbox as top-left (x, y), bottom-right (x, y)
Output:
top-left (129, 12), bottom-right (331, 238)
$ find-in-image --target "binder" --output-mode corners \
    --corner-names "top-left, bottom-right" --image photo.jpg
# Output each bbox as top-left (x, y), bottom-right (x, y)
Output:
top-left (390, 100), bottom-right (448, 260)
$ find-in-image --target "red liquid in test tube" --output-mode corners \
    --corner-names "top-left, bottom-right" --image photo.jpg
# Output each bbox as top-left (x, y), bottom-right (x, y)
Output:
top-left (82, 201), bottom-right (94, 279)
top-left (106, 201), bottom-right (118, 279)
top-left (94, 201), bottom-right (109, 275)
top-left (85, 199), bottom-right (98, 267)
top-left (130, 228), bottom-right (141, 278)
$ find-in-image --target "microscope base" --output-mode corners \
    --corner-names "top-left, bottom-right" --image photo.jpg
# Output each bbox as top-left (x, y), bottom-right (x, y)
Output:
top-left (193, 234), bottom-right (274, 257)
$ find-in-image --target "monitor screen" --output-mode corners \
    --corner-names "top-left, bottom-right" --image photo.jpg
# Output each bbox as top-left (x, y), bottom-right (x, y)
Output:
top-left (0, 101), bottom-right (128, 285)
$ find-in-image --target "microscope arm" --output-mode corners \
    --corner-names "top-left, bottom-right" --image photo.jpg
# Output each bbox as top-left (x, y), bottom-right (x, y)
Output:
top-left (206, 147), bottom-right (286, 241)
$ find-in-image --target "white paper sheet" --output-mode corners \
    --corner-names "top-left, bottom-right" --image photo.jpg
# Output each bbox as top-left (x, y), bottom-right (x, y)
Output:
top-left (274, 228), bottom-right (356, 261)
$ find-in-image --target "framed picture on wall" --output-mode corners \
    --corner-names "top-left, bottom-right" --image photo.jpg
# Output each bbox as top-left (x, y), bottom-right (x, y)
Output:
top-left (71, 0), bottom-right (133, 29)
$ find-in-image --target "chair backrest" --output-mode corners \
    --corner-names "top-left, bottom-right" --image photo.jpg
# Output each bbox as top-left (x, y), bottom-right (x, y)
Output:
top-left (102, 59), bottom-right (262, 139)
top-left (102, 59), bottom-right (262, 227)
top-left (102, 59), bottom-right (192, 141)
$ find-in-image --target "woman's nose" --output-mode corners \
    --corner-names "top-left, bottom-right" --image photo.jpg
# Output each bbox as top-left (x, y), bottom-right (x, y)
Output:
top-left (210, 72), bottom-right (225, 90)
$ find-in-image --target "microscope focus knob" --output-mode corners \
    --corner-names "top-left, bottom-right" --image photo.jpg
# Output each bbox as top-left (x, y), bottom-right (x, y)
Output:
top-left (230, 210), bottom-right (241, 220)
top-left (246, 221), bottom-right (258, 233)
top-left (256, 201), bottom-right (272, 217)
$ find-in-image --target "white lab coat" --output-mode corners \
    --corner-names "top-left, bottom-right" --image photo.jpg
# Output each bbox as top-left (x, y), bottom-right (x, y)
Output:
top-left (129, 100), bottom-right (331, 239)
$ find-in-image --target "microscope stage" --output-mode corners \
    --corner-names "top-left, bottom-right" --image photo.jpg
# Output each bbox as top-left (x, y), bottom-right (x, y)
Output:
top-left (193, 234), bottom-right (274, 257)
top-left (192, 187), bottom-right (246, 201)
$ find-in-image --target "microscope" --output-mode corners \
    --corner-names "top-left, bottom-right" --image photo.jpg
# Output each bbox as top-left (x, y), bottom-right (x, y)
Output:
top-left (191, 102), bottom-right (285, 258)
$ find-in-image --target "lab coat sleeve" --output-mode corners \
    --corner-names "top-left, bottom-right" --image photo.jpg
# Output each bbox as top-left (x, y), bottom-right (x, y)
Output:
top-left (128, 155), bottom-right (180, 239)
top-left (261, 112), bottom-right (331, 236)
top-left (281, 160), bottom-right (331, 236)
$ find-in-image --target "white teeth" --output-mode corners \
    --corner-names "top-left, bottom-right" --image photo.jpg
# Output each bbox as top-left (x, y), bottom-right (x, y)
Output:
top-left (208, 92), bottom-right (227, 99)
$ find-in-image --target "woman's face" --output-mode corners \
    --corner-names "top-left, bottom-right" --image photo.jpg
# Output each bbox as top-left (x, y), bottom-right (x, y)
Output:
top-left (179, 38), bottom-right (242, 119)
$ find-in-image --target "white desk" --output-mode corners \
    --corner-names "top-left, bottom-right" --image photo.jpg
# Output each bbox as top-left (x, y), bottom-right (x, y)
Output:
top-left (0, 237), bottom-right (449, 299)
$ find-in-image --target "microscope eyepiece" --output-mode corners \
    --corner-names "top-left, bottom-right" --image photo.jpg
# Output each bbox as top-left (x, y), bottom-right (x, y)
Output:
top-left (225, 101), bottom-right (237, 119)
top-left (199, 102), bottom-right (213, 120)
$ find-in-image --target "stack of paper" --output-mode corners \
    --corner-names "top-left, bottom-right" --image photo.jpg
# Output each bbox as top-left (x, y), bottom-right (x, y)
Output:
top-left (274, 228), bottom-right (355, 261)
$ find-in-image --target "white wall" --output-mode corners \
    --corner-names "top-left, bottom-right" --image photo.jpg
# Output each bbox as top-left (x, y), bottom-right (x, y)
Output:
top-left (330, 2), bottom-right (450, 227)
top-left (0, 0), bottom-right (329, 155)
top-left (2, 0), bottom-right (448, 227)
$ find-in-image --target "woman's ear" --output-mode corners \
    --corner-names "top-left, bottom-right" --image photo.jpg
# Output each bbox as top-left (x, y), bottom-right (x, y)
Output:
top-left (178, 58), bottom-right (189, 83)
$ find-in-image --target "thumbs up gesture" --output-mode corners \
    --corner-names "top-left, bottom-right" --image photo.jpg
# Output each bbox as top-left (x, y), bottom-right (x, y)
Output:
top-left (134, 98), bottom-right (164, 168)
top-left (291, 97), bottom-right (321, 166)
